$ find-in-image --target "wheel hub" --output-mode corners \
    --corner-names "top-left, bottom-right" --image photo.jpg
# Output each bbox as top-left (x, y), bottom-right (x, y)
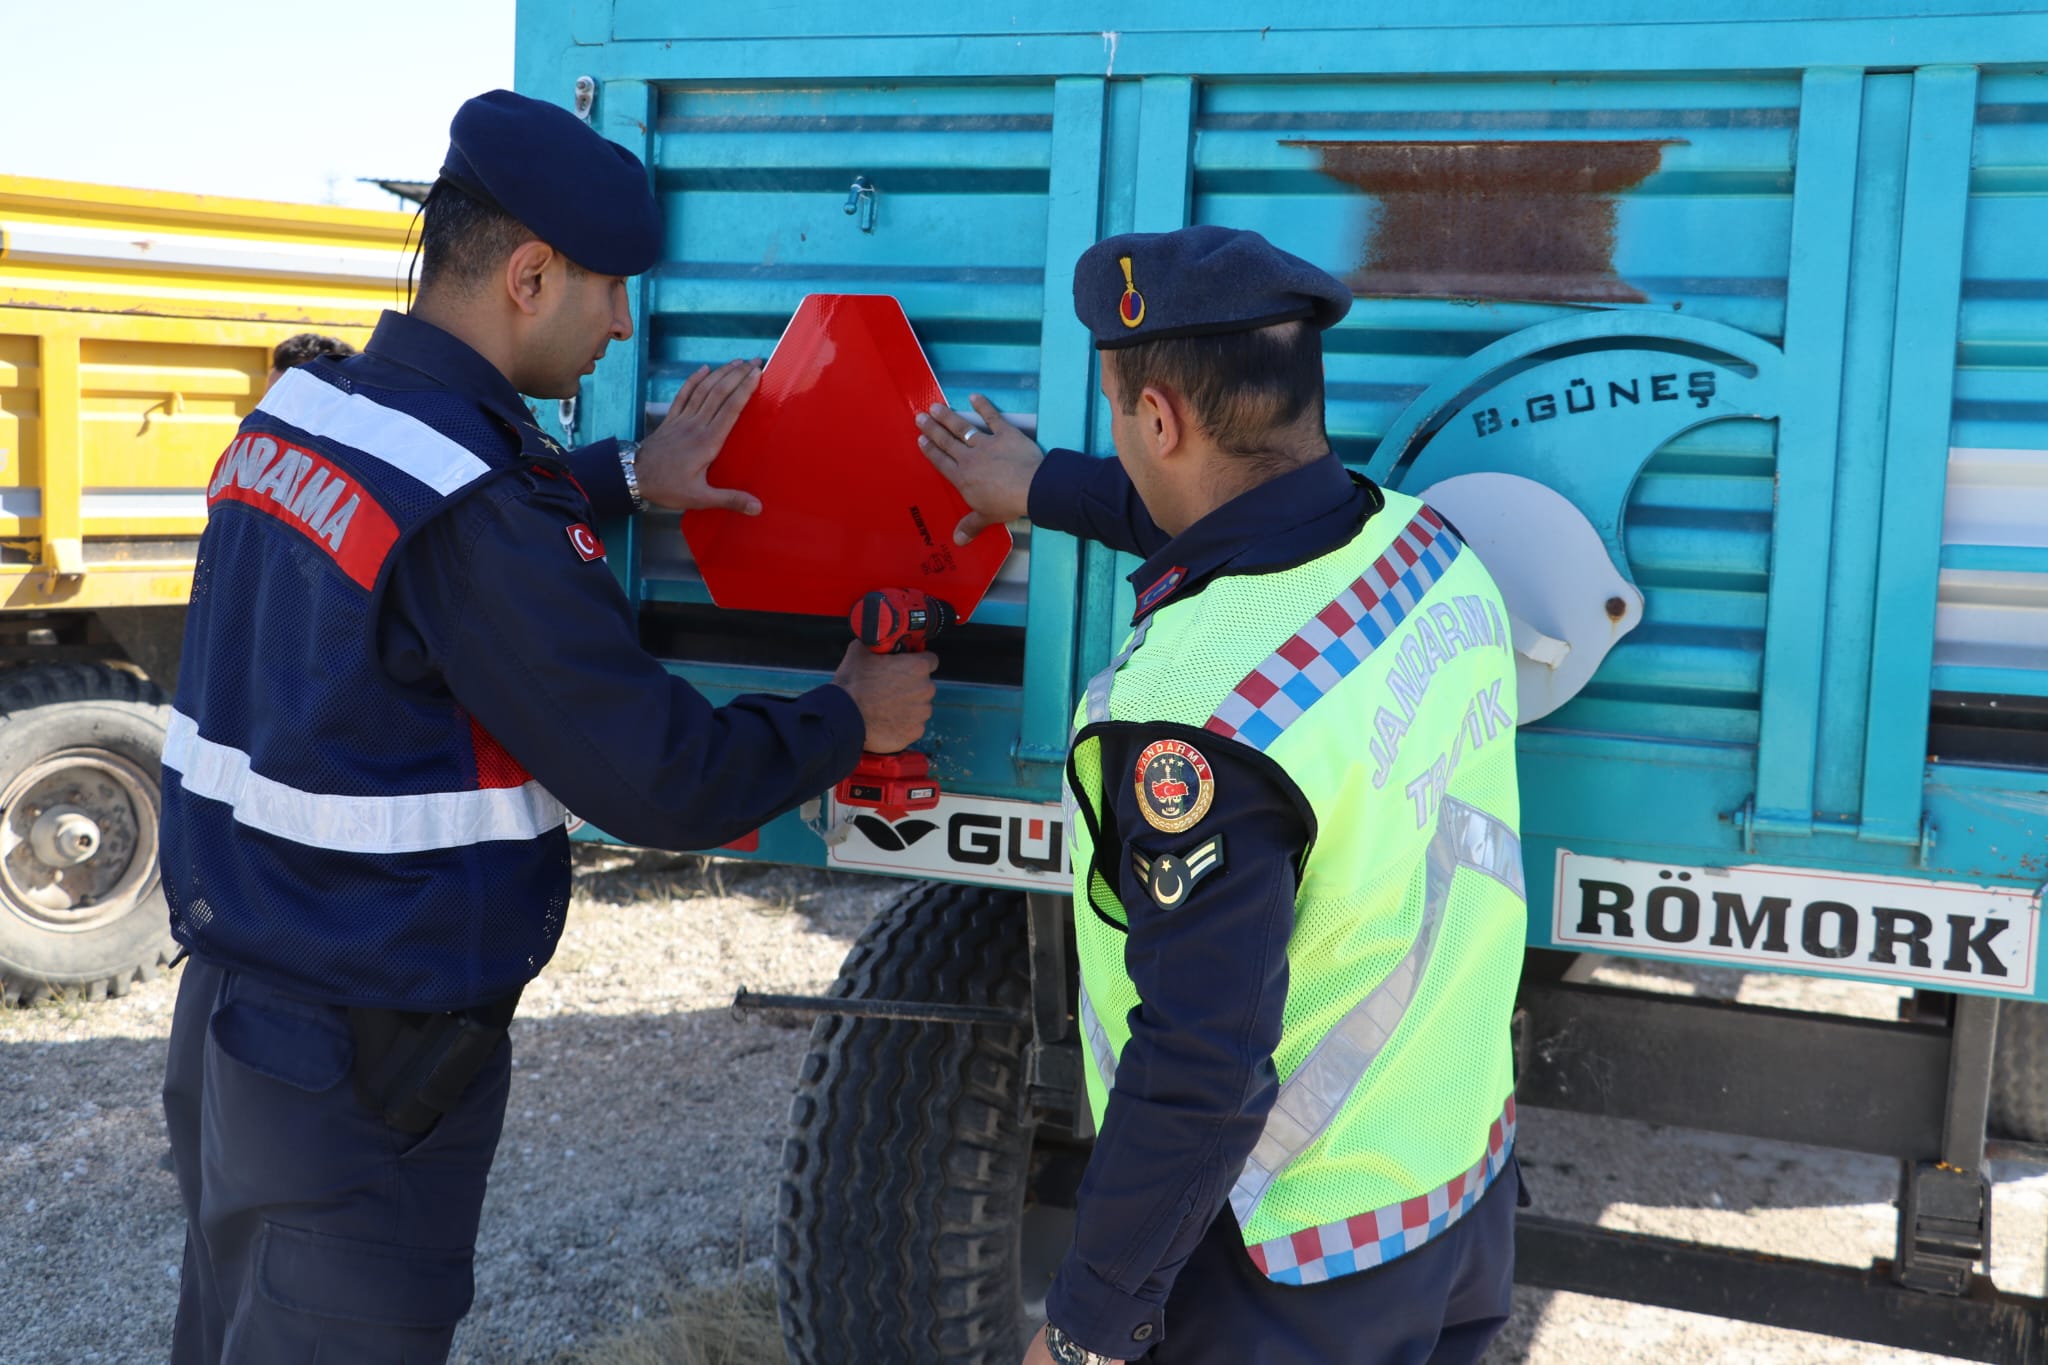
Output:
top-left (30, 807), bottom-right (100, 866)
top-left (0, 748), bottom-right (158, 932)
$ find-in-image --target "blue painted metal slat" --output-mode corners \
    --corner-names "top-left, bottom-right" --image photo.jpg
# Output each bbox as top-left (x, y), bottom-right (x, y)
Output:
top-left (1861, 65), bottom-right (1979, 850)
top-left (1018, 77), bottom-right (1108, 765)
top-left (609, 0), bottom-right (2042, 38)
top-left (1100, 74), bottom-right (1198, 636)
top-left (1749, 68), bottom-right (1861, 839)
top-left (592, 80), bottom-right (656, 603)
top-left (1811, 73), bottom-right (1911, 823)
top-left (1075, 76), bottom-right (1200, 673)
top-left (582, 8), bottom-right (2048, 80)
top-left (1942, 546), bottom-right (2048, 575)
top-left (1934, 664), bottom-right (2048, 695)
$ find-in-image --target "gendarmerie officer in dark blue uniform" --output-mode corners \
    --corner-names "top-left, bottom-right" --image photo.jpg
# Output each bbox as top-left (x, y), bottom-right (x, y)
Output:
top-left (918, 230), bottom-right (1524, 1365)
top-left (158, 89), bottom-right (938, 1363)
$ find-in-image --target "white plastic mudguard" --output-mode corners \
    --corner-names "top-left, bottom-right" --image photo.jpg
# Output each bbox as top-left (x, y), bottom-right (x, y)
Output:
top-left (1419, 472), bottom-right (1644, 724)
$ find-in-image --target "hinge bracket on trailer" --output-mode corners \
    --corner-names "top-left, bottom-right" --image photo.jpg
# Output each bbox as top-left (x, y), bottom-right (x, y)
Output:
top-left (1895, 1160), bottom-right (1991, 1297)
top-left (1731, 796), bottom-right (1938, 867)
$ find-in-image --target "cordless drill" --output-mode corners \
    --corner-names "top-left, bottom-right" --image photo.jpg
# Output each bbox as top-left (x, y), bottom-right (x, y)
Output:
top-left (851, 587), bottom-right (957, 657)
top-left (834, 589), bottom-right (956, 818)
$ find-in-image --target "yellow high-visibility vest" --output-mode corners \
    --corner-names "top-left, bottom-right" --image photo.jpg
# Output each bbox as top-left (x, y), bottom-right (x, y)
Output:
top-left (1066, 490), bottom-right (1526, 1283)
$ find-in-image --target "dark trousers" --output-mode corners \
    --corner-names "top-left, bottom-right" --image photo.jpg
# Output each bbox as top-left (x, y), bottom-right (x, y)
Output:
top-left (162, 958), bottom-right (511, 1364)
top-left (1145, 1158), bottom-right (1520, 1365)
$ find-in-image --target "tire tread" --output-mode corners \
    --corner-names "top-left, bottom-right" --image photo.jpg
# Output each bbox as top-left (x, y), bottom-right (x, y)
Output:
top-left (776, 881), bottom-right (1033, 1364)
top-left (0, 662), bottom-right (173, 1006)
top-left (1992, 999), bottom-right (2048, 1142)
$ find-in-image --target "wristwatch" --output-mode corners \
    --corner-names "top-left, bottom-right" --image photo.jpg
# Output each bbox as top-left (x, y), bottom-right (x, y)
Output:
top-left (616, 439), bottom-right (646, 511)
top-left (1045, 1323), bottom-right (1120, 1365)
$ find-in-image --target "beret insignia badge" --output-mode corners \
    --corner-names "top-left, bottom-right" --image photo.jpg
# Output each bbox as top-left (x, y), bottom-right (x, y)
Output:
top-left (1118, 255), bottom-right (1146, 329)
top-left (1134, 738), bottom-right (1213, 833)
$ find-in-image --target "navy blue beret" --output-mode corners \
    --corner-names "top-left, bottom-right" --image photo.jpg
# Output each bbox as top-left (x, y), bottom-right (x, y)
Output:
top-left (439, 89), bottom-right (662, 277)
top-left (1073, 226), bottom-right (1352, 350)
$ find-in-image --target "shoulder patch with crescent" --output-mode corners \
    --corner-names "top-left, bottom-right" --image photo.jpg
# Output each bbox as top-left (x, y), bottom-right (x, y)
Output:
top-left (1131, 835), bottom-right (1226, 910)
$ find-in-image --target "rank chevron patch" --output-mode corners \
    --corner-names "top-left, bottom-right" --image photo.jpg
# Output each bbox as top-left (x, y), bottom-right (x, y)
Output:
top-left (1131, 834), bottom-right (1226, 909)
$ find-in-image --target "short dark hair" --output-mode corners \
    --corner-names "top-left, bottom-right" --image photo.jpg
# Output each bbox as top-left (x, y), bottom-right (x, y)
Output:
top-left (417, 179), bottom-right (542, 294)
top-left (1105, 320), bottom-right (1327, 460)
top-left (271, 332), bottom-right (355, 372)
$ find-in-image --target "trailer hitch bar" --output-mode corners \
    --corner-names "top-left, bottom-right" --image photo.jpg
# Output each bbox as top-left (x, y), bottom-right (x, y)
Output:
top-left (731, 987), bottom-right (1028, 1028)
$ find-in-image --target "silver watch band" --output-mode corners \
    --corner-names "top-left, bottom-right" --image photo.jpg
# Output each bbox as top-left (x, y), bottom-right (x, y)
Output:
top-left (1044, 1323), bottom-right (1118, 1365)
top-left (616, 439), bottom-right (645, 511)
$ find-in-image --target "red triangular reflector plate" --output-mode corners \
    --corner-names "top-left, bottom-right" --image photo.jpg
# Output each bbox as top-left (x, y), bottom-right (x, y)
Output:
top-left (681, 294), bottom-right (1013, 619)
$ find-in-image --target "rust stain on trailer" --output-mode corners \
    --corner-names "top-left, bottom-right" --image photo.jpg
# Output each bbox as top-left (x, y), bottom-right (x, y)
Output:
top-left (1287, 139), bottom-right (1681, 305)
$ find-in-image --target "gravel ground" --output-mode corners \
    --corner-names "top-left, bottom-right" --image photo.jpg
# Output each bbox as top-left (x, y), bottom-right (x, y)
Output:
top-left (1492, 956), bottom-right (2048, 1364)
top-left (2, 849), bottom-right (2043, 1364)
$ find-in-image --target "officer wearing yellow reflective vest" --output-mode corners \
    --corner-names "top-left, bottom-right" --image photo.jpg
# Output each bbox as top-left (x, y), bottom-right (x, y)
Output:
top-left (918, 226), bottom-right (1527, 1365)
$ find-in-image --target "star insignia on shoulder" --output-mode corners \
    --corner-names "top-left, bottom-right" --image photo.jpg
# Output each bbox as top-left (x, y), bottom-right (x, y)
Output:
top-left (1131, 835), bottom-right (1226, 910)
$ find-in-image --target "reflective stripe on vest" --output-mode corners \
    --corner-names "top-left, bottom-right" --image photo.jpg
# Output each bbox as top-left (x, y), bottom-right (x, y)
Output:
top-left (1076, 980), bottom-right (1121, 1096)
top-left (1067, 797), bottom-right (1523, 1229)
top-left (258, 365), bottom-right (494, 497)
top-left (1067, 614), bottom-right (1155, 833)
top-left (163, 710), bottom-right (567, 854)
top-left (1246, 1095), bottom-right (1517, 1285)
top-left (1208, 508), bottom-right (1458, 751)
top-left (1083, 614), bottom-right (1154, 727)
top-left (1227, 797), bottom-right (1523, 1226)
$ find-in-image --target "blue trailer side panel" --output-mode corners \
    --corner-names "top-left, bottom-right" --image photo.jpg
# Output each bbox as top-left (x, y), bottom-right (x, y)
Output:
top-left (519, 3), bottom-right (2048, 1001)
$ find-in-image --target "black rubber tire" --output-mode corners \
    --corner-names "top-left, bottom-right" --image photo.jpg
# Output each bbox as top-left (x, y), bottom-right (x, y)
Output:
top-left (0, 663), bottom-right (175, 1006)
top-left (777, 881), bottom-right (1036, 1364)
top-left (1991, 999), bottom-right (2048, 1142)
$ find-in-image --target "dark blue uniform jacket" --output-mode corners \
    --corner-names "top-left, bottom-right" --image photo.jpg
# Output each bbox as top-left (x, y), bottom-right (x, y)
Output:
top-left (167, 310), bottom-right (863, 1008)
top-left (369, 310), bottom-right (864, 850)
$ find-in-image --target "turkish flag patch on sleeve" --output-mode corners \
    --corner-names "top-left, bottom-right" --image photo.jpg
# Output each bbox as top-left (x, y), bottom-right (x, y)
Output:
top-left (566, 522), bottom-right (606, 561)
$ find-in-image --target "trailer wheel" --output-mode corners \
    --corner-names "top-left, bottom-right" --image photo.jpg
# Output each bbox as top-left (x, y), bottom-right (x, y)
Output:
top-left (0, 664), bottom-right (175, 1005)
top-left (777, 881), bottom-right (1037, 1364)
top-left (1991, 1000), bottom-right (2048, 1142)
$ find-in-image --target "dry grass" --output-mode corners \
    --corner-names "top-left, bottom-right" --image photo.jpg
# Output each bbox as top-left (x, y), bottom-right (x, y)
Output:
top-left (557, 1271), bottom-right (790, 1365)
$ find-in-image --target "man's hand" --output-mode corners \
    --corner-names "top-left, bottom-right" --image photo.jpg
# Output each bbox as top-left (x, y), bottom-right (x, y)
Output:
top-left (633, 358), bottom-right (764, 514)
top-left (1022, 1324), bottom-right (1124, 1365)
top-left (916, 395), bottom-right (1042, 546)
top-left (832, 641), bottom-right (938, 754)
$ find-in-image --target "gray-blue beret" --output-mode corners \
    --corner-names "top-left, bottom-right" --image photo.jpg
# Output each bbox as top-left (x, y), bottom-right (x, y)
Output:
top-left (439, 89), bottom-right (662, 278)
top-left (1073, 226), bottom-right (1352, 350)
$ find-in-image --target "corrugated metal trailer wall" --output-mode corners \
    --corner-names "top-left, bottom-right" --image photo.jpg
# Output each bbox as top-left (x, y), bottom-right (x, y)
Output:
top-left (1943, 72), bottom-right (2048, 723)
top-left (518, 2), bottom-right (2046, 977)
top-left (1191, 76), bottom-right (1795, 745)
top-left (521, 9), bottom-right (2048, 1359)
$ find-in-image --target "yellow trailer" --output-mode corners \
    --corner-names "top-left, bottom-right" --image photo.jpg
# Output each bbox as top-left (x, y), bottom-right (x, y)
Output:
top-left (0, 176), bottom-right (413, 1000)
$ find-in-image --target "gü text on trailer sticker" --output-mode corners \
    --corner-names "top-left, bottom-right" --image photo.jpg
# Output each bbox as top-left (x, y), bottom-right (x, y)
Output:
top-left (829, 791), bottom-right (1068, 890)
